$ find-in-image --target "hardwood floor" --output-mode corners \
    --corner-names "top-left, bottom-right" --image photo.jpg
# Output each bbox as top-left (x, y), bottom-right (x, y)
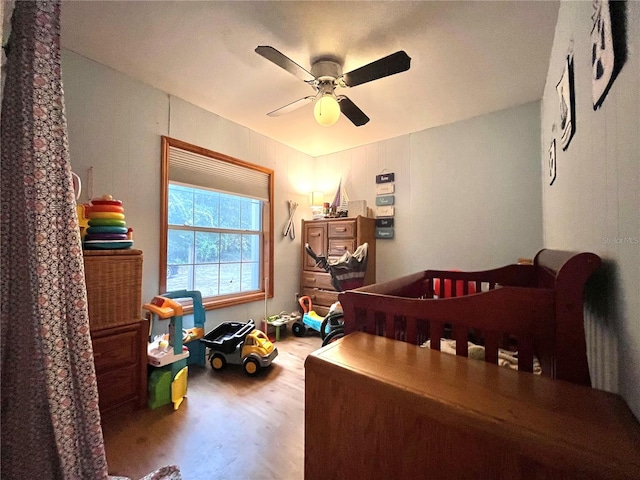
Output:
top-left (102, 333), bottom-right (321, 480)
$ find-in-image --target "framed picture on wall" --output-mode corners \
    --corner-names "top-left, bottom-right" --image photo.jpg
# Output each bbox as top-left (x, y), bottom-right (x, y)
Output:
top-left (548, 139), bottom-right (556, 186)
top-left (591, 0), bottom-right (627, 109)
top-left (556, 54), bottom-right (575, 151)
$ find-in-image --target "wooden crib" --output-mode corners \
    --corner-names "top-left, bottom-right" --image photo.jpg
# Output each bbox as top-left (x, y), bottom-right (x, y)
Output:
top-left (338, 248), bottom-right (602, 386)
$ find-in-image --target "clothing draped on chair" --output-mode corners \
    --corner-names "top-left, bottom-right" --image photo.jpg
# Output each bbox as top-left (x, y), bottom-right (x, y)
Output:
top-left (1, 1), bottom-right (108, 478)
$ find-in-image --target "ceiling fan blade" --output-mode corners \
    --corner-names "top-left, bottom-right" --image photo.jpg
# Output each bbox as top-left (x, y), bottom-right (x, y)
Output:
top-left (341, 51), bottom-right (411, 88)
top-left (337, 96), bottom-right (370, 126)
top-left (267, 95), bottom-right (316, 117)
top-left (255, 46), bottom-right (316, 83)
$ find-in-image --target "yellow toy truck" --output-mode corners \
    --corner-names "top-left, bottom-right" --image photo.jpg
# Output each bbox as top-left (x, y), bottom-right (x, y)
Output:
top-left (200, 320), bottom-right (277, 376)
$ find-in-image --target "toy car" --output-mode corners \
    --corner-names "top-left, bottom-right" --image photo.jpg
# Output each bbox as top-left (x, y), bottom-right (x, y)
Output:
top-left (200, 320), bottom-right (277, 376)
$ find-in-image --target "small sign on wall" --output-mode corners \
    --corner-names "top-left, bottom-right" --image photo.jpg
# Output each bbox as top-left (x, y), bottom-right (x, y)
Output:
top-left (376, 206), bottom-right (394, 217)
top-left (376, 171), bottom-right (395, 239)
top-left (376, 218), bottom-right (394, 228)
top-left (376, 183), bottom-right (395, 195)
top-left (376, 173), bottom-right (395, 184)
top-left (375, 195), bottom-right (395, 206)
top-left (375, 227), bottom-right (394, 239)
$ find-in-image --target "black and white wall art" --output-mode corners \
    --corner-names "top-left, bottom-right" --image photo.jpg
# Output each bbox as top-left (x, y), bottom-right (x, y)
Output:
top-left (591, 0), bottom-right (627, 109)
top-left (556, 54), bottom-right (576, 150)
top-left (548, 138), bottom-right (557, 186)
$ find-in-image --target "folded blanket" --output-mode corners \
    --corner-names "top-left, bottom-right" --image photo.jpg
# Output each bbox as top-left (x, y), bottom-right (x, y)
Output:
top-left (421, 338), bottom-right (541, 374)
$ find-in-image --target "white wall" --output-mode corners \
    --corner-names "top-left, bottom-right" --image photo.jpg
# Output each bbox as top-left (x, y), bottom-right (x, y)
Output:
top-left (541, 1), bottom-right (640, 417)
top-left (62, 50), bottom-right (312, 330)
top-left (316, 102), bottom-right (544, 282)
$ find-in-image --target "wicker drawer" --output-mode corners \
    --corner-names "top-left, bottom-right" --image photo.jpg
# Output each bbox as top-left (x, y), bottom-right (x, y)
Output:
top-left (301, 271), bottom-right (334, 290)
top-left (328, 239), bottom-right (356, 257)
top-left (328, 221), bottom-right (355, 238)
top-left (83, 249), bottom-right (143, 331)
top-left (92, 327), bottom-right (139, 373)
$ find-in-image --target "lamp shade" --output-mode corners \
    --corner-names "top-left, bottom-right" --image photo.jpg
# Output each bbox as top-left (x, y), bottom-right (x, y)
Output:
top-left (314, 94), bottom-right (340, 126)
top-left (311, 191), bottom-right (324, 206)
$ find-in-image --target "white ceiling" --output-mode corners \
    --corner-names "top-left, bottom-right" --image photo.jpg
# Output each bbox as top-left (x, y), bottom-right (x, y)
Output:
top-left (60, 1), bottom-right (559, 157)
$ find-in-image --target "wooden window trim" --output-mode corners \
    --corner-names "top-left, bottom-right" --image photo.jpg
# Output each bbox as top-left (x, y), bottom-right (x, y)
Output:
top-left (160, 136), bottom-right (274, 310)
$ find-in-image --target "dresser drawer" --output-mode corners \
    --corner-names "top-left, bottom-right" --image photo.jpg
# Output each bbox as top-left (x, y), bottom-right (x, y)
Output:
top-left (304, 223), bottom-right (328, 271)
top-left (328, 239), bottom-right (356, 257)
top-left (301, 271), bottom-right (334, 290)
top-left (328, 221), bottom-right (355, 238)
top-left (301, 287), bottom-right (339, 308)
top-left (92, 325), bottom-right (139, 373)
top-left (96, 363), bottom-right (138, 412)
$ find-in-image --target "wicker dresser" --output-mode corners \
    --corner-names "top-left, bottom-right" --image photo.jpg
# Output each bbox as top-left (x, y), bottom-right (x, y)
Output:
top-left (83, 249), bottom-right (147, 414)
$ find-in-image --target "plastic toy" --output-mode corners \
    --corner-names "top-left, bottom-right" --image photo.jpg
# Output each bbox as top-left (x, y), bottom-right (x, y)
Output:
top-left (293, 242), bottom-right (368, 346)
top-left (200, 319), bottom-right (278, 376)
top-left (83, 195), bottom-right (133, 250)
top-left (161, 289), bottom-right (206, 367)
top-left (294, 295), bottom-right (341, 339)
top-left (144, 295), bottom-right (191, 410)
top-left (265, 311), bottom-right (301, 341)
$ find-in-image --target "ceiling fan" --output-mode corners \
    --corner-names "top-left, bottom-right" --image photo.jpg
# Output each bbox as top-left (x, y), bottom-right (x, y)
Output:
top-left (255, 46), bottom-right (411, 127)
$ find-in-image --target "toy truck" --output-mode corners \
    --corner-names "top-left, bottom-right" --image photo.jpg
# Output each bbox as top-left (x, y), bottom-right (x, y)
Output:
top-left (200, 320), bottom-right (277, 376)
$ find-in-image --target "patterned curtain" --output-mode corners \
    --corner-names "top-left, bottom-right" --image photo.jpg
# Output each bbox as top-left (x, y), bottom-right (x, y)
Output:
top-left (1, 1), bottom-right (108, 479)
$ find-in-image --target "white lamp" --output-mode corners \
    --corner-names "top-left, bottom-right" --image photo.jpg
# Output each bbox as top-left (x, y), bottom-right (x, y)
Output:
top-left (310, 191), bottom-right (325, 219)
top-left (314, 94), bottom-right (340, 127)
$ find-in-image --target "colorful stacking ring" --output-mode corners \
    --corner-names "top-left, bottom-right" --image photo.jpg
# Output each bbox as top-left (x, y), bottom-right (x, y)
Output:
top-left (86, 226), bottom-right (128, 235)
top-left (84, 233), bottom-right (129, 241)
top-left (91, 198), bottom-right (123, 206)
top-left (89, 204), bottom-right (125, 213)
top-left (88, 211), bottom-right (125, 220)
top-left (83, 239), bottom-right (133, 250)
top-left (88, 218), bottom-right (127, 227)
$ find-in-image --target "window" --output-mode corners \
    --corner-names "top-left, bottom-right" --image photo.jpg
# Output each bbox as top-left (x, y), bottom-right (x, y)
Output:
top-left (160, 136), bottom-right (273, 310)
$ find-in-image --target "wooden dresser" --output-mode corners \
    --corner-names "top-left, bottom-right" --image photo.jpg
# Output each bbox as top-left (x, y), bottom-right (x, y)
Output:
top-left (83, 249), bottom-right (147, 414)
top-left (305, 333), bottom-right (640, 480)
top-left (300, 216), bottom-right (376, 316)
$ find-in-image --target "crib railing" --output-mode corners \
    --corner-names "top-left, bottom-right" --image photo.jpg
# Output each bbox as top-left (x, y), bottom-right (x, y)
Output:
top-left (339, 265), bottom-right (554, 374)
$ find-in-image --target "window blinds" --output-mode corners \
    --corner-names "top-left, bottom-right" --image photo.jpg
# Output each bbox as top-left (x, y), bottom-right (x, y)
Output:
top-left (168, 146), bottom-right (270, 201)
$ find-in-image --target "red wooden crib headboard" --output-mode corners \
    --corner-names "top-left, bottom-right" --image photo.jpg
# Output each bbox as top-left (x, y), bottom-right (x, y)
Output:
top-left (339, 249), bottom-right (601, 386)
top-left (534, 249), bottom-right (602, 385)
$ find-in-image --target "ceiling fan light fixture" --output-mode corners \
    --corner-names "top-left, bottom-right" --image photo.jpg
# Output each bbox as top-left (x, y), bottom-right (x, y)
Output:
top-left (314, 93), bottom-right (340, 127)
